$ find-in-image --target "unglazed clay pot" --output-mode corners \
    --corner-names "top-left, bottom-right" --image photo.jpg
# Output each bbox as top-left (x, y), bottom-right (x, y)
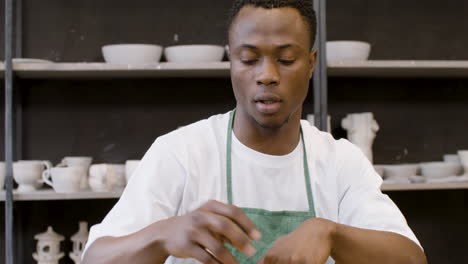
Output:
top-left (341, 112), bottom-right (379, 163)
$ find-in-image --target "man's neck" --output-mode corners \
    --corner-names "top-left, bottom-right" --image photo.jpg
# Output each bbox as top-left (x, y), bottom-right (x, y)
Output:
top-left (232, 108), bottom-right (302, 156)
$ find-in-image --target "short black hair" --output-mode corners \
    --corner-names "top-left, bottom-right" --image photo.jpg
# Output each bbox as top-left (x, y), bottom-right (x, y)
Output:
top-left (228, 0), bottom-right (317, 49)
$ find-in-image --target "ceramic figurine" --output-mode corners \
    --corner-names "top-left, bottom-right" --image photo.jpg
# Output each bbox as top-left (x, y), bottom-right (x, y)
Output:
top-left (32, 226), bottom-right (64, 264)
top-left (70, 221), bottom-right (89, 264)
top-left (341, 112), bottom-right (379, 163)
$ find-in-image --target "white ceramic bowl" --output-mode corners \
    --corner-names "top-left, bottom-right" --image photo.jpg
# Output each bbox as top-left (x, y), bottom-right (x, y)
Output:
top-left (383, 164), bottom-right (419, 179)
top-left (164, 45), bottom-right (225, 63)
top-left (420, 162), bottom-right (462, 178)
top-left (102, 44), bottom-right (163, 64)
top-left (326, 41), bottom-right (371, 62)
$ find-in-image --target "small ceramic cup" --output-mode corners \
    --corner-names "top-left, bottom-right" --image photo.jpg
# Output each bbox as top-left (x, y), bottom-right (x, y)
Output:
top-left (13, 160), bottom-right (52, 192)
top-left (125, 160), bottom-right (140, 183)
top-left (42, 167), bottom-right (83, 193)
top-left (57, 156), bottom-right (93, 190)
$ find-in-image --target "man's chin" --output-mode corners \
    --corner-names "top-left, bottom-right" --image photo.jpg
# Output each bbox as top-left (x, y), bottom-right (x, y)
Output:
top-left (253, 115), bottom-right (290, 130)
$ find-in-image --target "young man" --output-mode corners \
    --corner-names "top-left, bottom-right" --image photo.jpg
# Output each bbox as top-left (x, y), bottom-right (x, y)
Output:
top-left (83, 1), bottom-right (427, 263)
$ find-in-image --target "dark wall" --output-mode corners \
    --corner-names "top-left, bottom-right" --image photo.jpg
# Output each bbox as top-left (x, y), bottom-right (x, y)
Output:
top-left (2, 0), bottom-right (468, 60)
top-left (0, 0), bottom-right (467, 263)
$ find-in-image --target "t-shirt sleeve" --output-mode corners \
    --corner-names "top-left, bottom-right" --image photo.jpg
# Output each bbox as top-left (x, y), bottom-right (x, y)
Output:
top-left (336, 139), bottom-right (422, 248)
top-left (84, 136), bottom-right (187, 254)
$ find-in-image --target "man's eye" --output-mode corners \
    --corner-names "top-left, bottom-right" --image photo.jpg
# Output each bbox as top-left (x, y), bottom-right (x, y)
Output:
top-left (278, 59), bottom-right (295, 65)
top-left (241, 59), bottom-right (258, 65)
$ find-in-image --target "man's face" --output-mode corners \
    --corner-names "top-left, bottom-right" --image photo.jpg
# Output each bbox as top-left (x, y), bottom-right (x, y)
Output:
top-left (229, 6), bottom-right (316, 129)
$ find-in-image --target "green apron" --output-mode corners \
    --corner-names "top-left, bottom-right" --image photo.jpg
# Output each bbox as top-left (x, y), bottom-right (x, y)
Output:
top-left (226, 110), bottom-right (316, 263)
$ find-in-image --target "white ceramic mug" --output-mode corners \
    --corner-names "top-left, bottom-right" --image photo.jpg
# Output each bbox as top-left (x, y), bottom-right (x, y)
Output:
top-left (125, 160), bottom-right (140, 183)
top-left (13, 160), bottom-right (52, 192)
top-left (42, 167), bottom-right (83, 193)
top-left (58, 156), bottom-right (93, 190)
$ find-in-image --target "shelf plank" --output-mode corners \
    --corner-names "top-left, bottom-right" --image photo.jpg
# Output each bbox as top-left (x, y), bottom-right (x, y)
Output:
top-left (382, 182), bottom-right (468, 191)
top-left (6, 60), bottom-right (468, 79)
top-left (0, 189), bottom-right (123, 201)
top-left (14, 62), bottom-right (231, 79)
top-left (328, 60), bottom-right (468, 78)
top-left (0, 182), bottom-right (467, 201)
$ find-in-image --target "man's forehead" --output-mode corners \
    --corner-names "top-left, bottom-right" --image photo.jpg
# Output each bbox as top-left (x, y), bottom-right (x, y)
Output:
top-left (229, 6), bottom-right (309, 48)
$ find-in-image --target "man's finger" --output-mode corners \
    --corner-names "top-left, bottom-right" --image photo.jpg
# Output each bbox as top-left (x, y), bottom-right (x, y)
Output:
top-left (186, 244), bottom-right (222, 264)
top-left (203, 212), bottom-right (257, 257)
top-left (193, 229), bottom-right (239, 264)
top-left (200, 200), bottom-right (262, 240)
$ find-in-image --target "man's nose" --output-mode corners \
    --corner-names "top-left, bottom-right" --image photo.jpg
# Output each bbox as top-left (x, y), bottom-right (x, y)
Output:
top-left (256, 59), bottom-right (280, 86)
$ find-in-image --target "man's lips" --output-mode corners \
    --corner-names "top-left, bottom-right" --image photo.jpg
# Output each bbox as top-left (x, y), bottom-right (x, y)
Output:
top-left (253, 94), bottom-right (282, 114)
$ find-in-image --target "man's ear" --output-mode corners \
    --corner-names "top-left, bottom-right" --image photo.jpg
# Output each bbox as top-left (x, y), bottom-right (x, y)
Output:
top-left (308, 49), bottom-right (318, 79)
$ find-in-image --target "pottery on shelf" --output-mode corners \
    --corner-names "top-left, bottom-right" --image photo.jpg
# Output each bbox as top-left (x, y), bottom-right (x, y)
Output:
top-left (42, 167), bottom-right (84, 193)
top-left (57, 156), bottom-right (93, 190)
top-left (89, 164), bottom-right (125, 192)
top-left (420, 162), bottom-right (462, 178)
top-left (458, 150), bottom-right (468, 175)
top-left (13, 160), bottom-right (52, 192)
top-left (306, 114), bottom-right (331, 133)
top-left (32, 226), bottom-right (64, 264)
top-left (69, 221), bottom-right (89, 264)
top-left (341, 112), bottom-right (379, 163)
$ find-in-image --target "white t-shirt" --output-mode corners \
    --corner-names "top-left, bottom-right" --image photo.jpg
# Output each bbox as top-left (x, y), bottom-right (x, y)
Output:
top-left (85, 112), bottom-right (421, 264)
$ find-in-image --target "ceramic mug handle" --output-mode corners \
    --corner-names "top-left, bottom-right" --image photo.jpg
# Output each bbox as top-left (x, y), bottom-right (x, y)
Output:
top-left (43, 160), bottom-right (52, 171)
top-left (42, 169), bottom-right (53, 187)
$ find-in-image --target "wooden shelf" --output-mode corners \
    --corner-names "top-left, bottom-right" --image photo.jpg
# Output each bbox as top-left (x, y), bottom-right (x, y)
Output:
top-left (0, 189), bottom-right (123, 201)
top-left (382, 182), bottom-right (468, 191)
top-left (2, 60), bottom-right (468, 79)
top-left (0, 182), bottom-right (466, 201)
top-left (328, 60), bottom-right (468, 78)
top-left (13, 62), bottom-right (231, 79)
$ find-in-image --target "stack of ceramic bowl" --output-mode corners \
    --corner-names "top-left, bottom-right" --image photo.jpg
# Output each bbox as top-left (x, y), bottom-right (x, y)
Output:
top-left (416, 151), bottom-right (468, 183)
top-left (381, 164), bottom-right (419, 184)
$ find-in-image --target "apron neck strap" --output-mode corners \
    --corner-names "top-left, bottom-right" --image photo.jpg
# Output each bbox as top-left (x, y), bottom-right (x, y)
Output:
top-left (226, 110), bottom-right (314, 212)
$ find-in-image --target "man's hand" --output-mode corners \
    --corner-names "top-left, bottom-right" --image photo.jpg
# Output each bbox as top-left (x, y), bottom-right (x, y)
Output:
top-left (258, 218), bottom-right (335, 264)
top-left (158, 200), bottom-right (262, 264)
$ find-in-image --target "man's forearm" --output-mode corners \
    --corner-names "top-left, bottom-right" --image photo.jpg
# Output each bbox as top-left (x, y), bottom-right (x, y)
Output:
top-left (82, 222), bottom-right (169, 264)
top-left (330, 223), bottom-right (427, 264)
